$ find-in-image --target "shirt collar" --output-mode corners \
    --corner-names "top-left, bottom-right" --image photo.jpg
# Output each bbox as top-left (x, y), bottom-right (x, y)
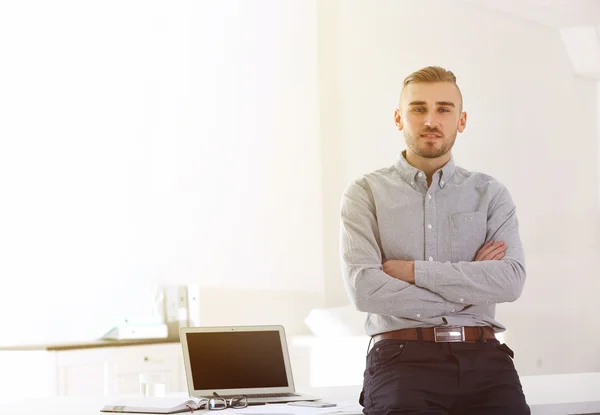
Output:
top-left (395, 150), bottom-right (457, 188)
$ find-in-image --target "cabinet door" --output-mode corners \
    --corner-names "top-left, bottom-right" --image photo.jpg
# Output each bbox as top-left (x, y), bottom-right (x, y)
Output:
top-left (111, 343), bottom-right (186, 395)
top-left (57, 361), bottom-right (111, 396)
top-left (56, 348), bottom-right (114, 396)
top-left (0, 351), bottom-right (56, 398)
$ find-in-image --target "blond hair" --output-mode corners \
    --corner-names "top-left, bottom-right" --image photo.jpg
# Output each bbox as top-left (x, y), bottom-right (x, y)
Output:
top-left (401, 66), bottom-right (463, 110)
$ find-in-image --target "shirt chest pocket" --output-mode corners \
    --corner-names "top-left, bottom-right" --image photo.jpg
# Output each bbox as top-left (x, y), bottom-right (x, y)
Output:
top-left (449, 212), bottom-right (487, 262)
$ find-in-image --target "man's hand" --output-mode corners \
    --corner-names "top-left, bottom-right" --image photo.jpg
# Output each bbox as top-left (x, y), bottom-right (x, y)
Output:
top-left (382, 260), bottom-right (415, 283)
top-left (474, 240), bottom-right (507, 261)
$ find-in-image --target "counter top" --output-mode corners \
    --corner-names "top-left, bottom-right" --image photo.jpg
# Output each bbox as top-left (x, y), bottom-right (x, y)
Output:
top-left (0, 337), bottom-right (179, 351)
top-left (1, 375), bottom-right (600, 415)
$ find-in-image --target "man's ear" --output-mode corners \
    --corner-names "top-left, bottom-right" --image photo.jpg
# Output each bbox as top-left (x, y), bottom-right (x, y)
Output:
top-left (458, 111), bottom-right (467, 133)
top-left (394, 108), bottom-right (403, 131)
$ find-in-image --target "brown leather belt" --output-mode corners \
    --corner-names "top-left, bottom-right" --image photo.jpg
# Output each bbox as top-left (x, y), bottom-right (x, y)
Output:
top-left (372, 326), bottom-right (495, 344)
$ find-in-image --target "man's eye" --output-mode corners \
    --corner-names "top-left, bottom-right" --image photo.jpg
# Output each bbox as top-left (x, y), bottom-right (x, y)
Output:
top-left (413, 107), bottom-right (425, 112)
top-left (439, 108), bottom-right (450, 113)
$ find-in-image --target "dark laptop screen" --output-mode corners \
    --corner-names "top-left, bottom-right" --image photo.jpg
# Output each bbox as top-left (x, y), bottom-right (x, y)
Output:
top-left (186, 330), bottom-right (289, 390)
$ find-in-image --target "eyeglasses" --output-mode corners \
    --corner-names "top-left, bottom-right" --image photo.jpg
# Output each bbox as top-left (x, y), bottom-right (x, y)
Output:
top-left (201, 393), bottom-right (248, 410)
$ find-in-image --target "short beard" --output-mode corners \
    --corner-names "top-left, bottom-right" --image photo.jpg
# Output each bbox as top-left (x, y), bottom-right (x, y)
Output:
top-left (406, 133), bottom-right (456, 159)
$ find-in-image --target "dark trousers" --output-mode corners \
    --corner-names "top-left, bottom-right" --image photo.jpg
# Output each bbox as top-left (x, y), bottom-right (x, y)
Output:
top-left (360, 338), bottom-right (530, 415)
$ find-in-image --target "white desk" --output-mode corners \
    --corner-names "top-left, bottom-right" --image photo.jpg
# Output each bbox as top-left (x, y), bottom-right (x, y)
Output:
top-left (520, 372), bottom-right (600, 415)
top-left (1, 373), bottom-right (599, 415)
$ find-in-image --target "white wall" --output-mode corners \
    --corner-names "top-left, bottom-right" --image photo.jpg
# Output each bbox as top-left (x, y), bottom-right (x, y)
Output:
top-left (0, 0), bottom-right (323, 344)
top-left (2, 0), bottom-right (599, 377)
top-left (320, 0), bottom-right (600, 375)
top-left (598, 81), bottom-right (600, 219)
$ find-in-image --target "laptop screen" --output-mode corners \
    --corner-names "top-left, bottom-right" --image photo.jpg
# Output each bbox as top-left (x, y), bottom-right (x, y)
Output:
top-left (186, 330), bottom-right (289, 390)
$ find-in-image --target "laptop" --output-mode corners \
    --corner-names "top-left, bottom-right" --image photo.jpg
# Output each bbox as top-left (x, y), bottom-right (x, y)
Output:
top-left (179, 325), bottom-right (319, 404)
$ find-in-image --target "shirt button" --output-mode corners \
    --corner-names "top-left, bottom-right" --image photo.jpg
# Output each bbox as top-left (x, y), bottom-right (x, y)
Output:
top-left (428, 194), bottom-right (432, 199)
top-left (418, 172), bottom-right (423, 177)
top-left (428, 256), bottom-right (433, 261)
top-left (416, 314), bottom-right (421, 318)
top-left (427, 224), bottom-right (432, 230)
top-left (459, 298), bottom-right (464, 303)
top-left (440, 180), bottom-right (445, 186)
top-left (451, 309), bottom-right (456, 313)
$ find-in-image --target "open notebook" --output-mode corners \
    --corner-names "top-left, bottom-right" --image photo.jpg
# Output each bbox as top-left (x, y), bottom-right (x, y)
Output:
top-left (101, 397), bottom-right (202, 414)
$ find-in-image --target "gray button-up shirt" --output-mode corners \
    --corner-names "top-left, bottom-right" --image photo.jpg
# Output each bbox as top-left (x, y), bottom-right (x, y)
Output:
top-left (340, 152), bottom-right (526, 336)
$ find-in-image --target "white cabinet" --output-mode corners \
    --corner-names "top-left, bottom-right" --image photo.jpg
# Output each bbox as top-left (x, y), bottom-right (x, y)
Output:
top-left (0, 350), bottom-right (57, 397)
top-left (0, 341), bottom-right (187, 398)
top-left (56, 343), bottom-right (187, 396)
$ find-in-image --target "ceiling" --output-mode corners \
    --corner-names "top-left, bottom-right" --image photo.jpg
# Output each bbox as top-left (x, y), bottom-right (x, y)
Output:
top-left (462, 0), bottom-right (600, 28)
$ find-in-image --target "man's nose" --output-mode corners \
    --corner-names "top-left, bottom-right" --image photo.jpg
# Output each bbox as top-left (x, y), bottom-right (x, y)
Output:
top-left (424, 113), bottom-right (440, 128)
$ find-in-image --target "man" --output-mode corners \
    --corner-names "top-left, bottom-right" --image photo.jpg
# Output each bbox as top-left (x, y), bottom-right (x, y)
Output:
top-left (340, 66), bottom-right (529, 414)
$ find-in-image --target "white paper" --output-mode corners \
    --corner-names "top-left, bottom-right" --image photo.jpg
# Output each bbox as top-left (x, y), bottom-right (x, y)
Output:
top-left (235, 403), bottom-right (362, 415)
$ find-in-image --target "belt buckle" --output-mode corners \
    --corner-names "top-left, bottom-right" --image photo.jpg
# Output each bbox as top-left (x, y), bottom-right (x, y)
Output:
top-left (434, 326), bottom-right (465, 342)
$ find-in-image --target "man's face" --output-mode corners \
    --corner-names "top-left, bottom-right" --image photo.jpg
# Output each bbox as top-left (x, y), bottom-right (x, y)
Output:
top-left (395, 82), bottom-right (467, 159)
